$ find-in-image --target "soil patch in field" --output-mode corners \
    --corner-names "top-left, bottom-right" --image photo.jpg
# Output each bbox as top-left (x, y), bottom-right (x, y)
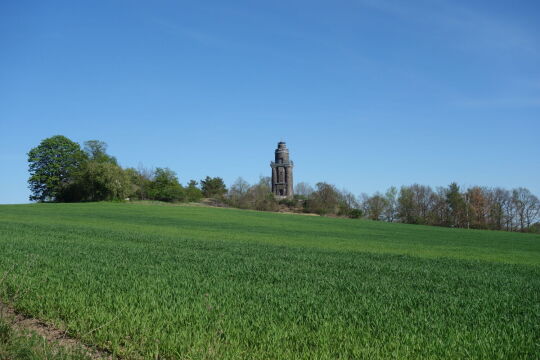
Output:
top-left (0, 301), bottom-right (113, 359)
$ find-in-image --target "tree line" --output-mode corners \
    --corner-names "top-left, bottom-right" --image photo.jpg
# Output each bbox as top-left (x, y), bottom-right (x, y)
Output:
top-left (296, 182), bottom-right (539, 233)
top-left (28, 135), bottom-right (540, 233)
top-left (207, 176), bottom-right (540, 233)
top-left (28, 135), bottom-right (226, 203)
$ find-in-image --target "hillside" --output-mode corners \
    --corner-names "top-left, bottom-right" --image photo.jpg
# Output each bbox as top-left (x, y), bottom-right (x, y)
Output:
top-left (0, 203), bottom-right (539, 359)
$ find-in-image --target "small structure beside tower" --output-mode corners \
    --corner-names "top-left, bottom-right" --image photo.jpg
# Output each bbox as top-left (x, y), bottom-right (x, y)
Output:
top-left (270, 142), bottom-right (294, 198)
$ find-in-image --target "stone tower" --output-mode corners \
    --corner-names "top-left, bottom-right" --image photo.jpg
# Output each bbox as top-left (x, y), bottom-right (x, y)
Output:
top-left (270, 142), bottom-right (294, 198)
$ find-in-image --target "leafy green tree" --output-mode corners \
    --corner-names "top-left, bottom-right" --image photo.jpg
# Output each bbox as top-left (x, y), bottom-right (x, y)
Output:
top-left (84, 140), bottom-right (117, 164)
top-left (124, 166), bottom-right (153, 200)
top-left (148, 168), bottom-right (185, 202)
top-left (528, 222), bottom-right (540, 233)
top-left (27, 135), bottom-right (86, 202)
top-left (200, 176), bottom-right (227, 198)
top-left (185, 180), bottom-right (203, 202)
top-left (349, 208), bottom-right (363, 219)
top-left (73, 161), bottom-right (131, 201)
top-left (124, 167), bottom-right (142, 199)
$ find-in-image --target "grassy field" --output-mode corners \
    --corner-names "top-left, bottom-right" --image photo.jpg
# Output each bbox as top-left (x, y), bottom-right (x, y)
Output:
top-left (0, 203), bottom-right (539, 359)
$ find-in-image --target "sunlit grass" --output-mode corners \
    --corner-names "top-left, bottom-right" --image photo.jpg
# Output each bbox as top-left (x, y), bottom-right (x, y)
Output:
top-left (0, 203), bottom-right (539, 359)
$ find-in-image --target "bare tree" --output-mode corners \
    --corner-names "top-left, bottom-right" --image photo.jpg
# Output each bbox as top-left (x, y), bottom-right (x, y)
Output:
top-left (383, 186), bottom-right (398, 222)
top-left (430, 187), bottom-right (449, 226)
top-left (306, 182), bottom-right (341, 215)
top-left (502, 189), bottom-right (516, 231)
top-left (339, 189), bottom-right (356, 208)
top-left (466, 186), bottom-right (488, 229)
top-left (524, 194), bottom-right (540, 230)
top-left (228, 177), bottom-right (251, 208)
top-left (259, 176), bottom-right (272, 189)
top-left (512, 188), bottom-right (540, 231)
top-left (336, 188), bottom-right (359, 217)
top-left (358, 193), bottom-right (370, 217)
top-left (397, 184), bottom-right (435, 225)
top-left (364, 192), bottom-right (388, 221)
top-left (248, 177), bottom-right (278, 211)
top-left (486, 187), bottom-right (509, 230)
top-left (295, 182), bottom-right (314, 198)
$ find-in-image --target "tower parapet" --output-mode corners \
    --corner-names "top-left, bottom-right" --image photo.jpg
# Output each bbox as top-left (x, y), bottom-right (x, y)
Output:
top-left (270, 142), bottom-right (293, 198)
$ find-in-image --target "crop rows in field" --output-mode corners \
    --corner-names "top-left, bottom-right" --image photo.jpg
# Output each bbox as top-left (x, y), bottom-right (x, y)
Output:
top-left (0, 203), bottom-right (539, 359)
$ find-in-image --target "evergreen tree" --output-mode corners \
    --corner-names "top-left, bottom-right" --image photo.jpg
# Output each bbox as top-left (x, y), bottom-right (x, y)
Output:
top-left (200, 176), bottom-right (227, 198)
top-left (446, 182), bottom-right (465, 227)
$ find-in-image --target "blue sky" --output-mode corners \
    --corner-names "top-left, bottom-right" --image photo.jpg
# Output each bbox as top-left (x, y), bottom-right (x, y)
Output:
top-left (1, 0), bottom-right (539, 204)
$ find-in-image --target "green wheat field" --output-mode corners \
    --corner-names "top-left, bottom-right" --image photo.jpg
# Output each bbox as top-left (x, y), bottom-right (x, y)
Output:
top-left (0, 203), bottom-right (539, 359)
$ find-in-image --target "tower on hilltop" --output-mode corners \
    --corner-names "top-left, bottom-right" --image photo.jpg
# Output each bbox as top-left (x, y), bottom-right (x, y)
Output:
top-left (270, 142), bottom-right (294, 198)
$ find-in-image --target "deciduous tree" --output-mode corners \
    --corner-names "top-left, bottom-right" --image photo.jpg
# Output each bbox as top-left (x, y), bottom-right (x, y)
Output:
top-left (185, 180), bottom-right (203, 202)
top-left (148, 168), bottom-right (185, 202)
top-left (305, 182), bottom-right (341, 215)
top-left (27, 135), bottom-right (86, 202)
top-left (383, 186), bottom-right (398, 222)
top-left (83, 140), bottom-right (117, 164)
top-left (73, 161), bottom-right (131, 201)
top-left (294, 182), bottom-right (314, 198)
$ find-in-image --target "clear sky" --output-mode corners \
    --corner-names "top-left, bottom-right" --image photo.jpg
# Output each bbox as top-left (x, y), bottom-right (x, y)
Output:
top-left (1, 0), bottom-right (539, 204)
